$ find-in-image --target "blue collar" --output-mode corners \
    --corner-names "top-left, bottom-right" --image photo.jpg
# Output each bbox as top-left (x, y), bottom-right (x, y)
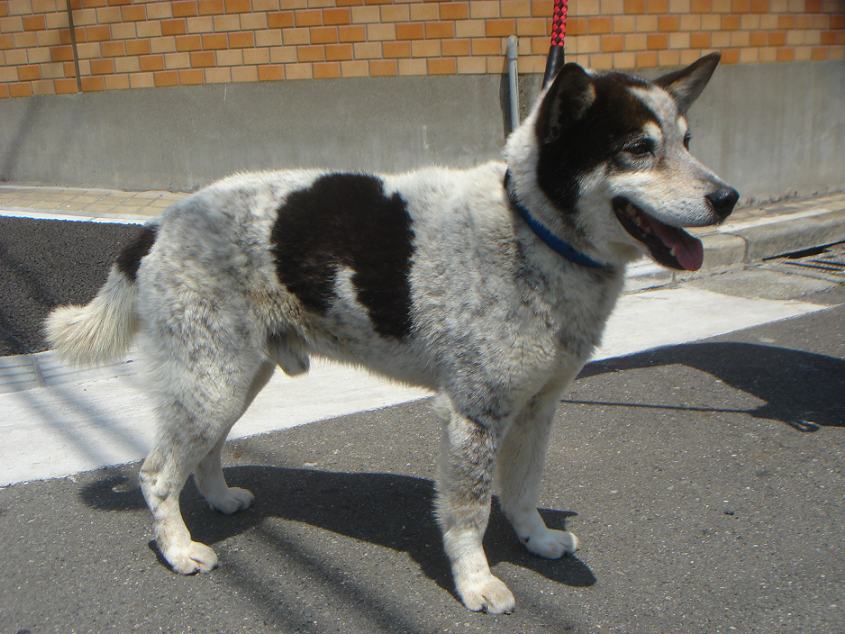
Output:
top-left (504, 172), bottom-right (608, 270)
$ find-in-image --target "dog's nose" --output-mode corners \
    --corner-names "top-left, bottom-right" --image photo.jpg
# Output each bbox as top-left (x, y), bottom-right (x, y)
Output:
top-left (706, 187), bottom-right (739, 219)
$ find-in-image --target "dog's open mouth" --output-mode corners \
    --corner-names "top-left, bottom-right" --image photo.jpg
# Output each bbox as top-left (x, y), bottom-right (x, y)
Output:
top-left (613, 197), bottom-right (703, 271)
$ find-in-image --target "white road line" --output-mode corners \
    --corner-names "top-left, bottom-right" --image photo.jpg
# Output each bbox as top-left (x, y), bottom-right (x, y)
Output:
top-left (0, 208), bottom-right (147, 224)
top-left (0, 286), bottom-right (829, 487)
top-left (715, 207), bottom-right (832, 232)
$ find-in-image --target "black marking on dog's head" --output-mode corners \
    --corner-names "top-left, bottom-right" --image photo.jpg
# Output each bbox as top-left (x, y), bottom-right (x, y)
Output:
top-left (115, 225), bottom-right (157, 281)
top-left (271, 173), bottom-right (415, 340)
top-left (535, 64), bottom-right (658, 214)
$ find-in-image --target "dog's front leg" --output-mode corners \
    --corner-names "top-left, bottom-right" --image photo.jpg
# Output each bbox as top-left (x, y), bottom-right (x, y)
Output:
top-left (435, 410), bottom-right (515, 614)
top-left (496, 369), bottom-right (580, 559)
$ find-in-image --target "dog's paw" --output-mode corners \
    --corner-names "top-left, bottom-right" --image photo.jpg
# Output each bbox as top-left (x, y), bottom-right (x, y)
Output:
top-left (457, 574), bottom-right (516, 614)
top-left (207, 486), bottom-right (254, 515)
top-left (523, 529), bottom-right (579, 559)
top-left (167, 541), bottom-right (219, 575)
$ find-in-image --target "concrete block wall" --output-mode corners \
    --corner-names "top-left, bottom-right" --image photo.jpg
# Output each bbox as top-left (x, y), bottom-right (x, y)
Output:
top-left (0, 0), bottom-right (843, 97)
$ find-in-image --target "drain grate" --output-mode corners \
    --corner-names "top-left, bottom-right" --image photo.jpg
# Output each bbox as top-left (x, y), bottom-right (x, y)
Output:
top-left (772, 242), bottom-right (845, 280)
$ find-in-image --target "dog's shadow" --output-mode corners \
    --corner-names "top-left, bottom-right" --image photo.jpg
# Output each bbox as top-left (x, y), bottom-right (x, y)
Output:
top-left (80, 466), bottom-right (596, 594)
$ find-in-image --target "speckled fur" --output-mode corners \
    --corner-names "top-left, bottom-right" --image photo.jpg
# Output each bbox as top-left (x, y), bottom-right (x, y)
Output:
top-left (44, 55), bottom-right (735, 614)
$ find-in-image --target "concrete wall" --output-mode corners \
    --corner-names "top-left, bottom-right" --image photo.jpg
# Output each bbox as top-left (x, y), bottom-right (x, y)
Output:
top-left (1, 60), bottom-right (843, 202)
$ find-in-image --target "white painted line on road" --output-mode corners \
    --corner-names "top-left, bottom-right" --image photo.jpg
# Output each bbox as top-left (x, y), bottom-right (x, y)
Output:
top-left (0, 286), bottom-right (829, 487)
top-left (0, 208), bottom-right (147, 224)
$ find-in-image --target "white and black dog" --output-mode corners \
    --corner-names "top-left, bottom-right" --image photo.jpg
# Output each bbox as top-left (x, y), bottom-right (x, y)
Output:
top-left (46, 53), bottom-right (737, 613)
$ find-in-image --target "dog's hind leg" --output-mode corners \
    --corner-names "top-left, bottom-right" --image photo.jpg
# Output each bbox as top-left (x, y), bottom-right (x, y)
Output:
top-left (139, 348), bottom-right (270, 575)
top-left (496, 370), bottom-right (579, 559)
top-left (193, 360), bottom-right (275, 514)
top-left (436, 405), bottom-right (515, 614)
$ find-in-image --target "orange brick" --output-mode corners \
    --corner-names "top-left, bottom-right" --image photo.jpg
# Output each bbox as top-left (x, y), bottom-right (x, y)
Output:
top-left (501, 0), bottom-right (531, 16)
top-left (202, 33), bottom-right (227, 48)
top-left (126, 39), bottom-right (151, 55)
top-left (589, 17), bottom-right (612, 34)
top-left (228, 31), bottom-right (254, 47)
top-left (22, 14), bottom-right (45, 30)
top-left (775, 47), bottom-right (794, 61)
top-left (440, 2), bottom-right (468, 19)
top-left (690, 0), bottom-right (711, 8)
top-left (366, 23), bottom-right (394, 40)
top-left (353, 41), bottom-right (380, 58)
top-left (89, 58), bottom-right (113, 74)
top-left (285, 63), bottom-right (311, 79)
top-left (283, 27), bottom-right (309, 45)
top-left (297, 44), bottom-right (324, 61)
top-left (50, 45), bottom-right (74, 61)
top-left (721, 15), bottom-right (740, 30)
top-left (601, 34), bottom-right (624, 52)
top-left (204, 66), bottom-right (230, 82)
top-left (172, 1), bottom-right (197, 17)
top-left (17, 64), bottom-right (40, 80)
top-left (484, 18), bottom-right (514, 37)
top-left (0, 84), bottom-right (7, 100)
top-left (313, 61), bottom-right (340, 78)
top-left (646, 0), bottom-right (668, 10)
top-left (295, 9), bottom-right (321, 26)
top-left (658, 15), bottom-right (679, 31)
top-left (323, 8), bottom-right (350, 24)
top-left (198, 0), bottom-right (223, 14)
top-left (369, 59), bottom-right (396, 76)
top-left (690, 31), bottom-right (710, 47)
top-left (442, 38), bottom-right (470, 56)
top-left (80, 75), bottom-right (105, 91)
top-left (272, 11), bottom-right (293, 27)
top-left (411, 38), bottom-right (440, 56)
top-left (647, 33), bottom-right (668, 49)
top-left (749, 31), bottom-right (767, 46)
top-left (9, 82), bottom-right (33, 98)
top-left (471, 38), bottom-right (501, 55)
top-left (139, 54), bottom-right (165, 70)
top-left (101, 41), bottom-right (125, 56)
top-left (731, 0), bottom-right (750, 10)
top-left (121, 4), bottom-right (145, 20)
top-left (176, 35), bottom-right (202, 50)
top-left (718, 46), bottom-right (741, 62)
top-left (382, 40), bottom-right (410, 57)
top-left (54, 78), bottom-right (77, 94)
top-left (190, 50), bottom-right (214, 66)
top-left (154, 70), bottom-right (179, 86)
top-left (225, 0), bottom-right (249, 12)
top-left (310, 26), bottom-right (337, 43)
top-left (810, 46), bottom-right (828, 60)
top-left (161, 19), bottom-right (186, 35)
top-left (258, 64), bottom-right (284, 80)
top-left (768, 31), bottom-right (786, 46)
top-left (325, 42), bottom-right (353, 60)
top-left (396, 23), bottom-right (424, 39)
top-left (338, 25), bottom-right (364, 41)
top-left (624, 0), bottom-right (645, 11)
top-left (82, 25), bottom-right (110, 41)
top-left (428, 57), bottom-right (456, 75)
top-left (426, 21), bottom-right (454, 39)
top-left (409, 3), bottom-right (438, 20)
top-left (179, 68), bottom-right (204, 84)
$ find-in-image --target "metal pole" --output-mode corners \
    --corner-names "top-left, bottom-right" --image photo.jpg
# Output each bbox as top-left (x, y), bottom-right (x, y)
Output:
top-left (506, 35), bottom-right (520, 132)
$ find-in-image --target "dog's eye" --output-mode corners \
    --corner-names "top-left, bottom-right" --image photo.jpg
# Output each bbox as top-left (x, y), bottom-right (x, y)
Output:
top-left (683, 132), bottom-right (692, 149)
top-left (625, 139), bottom-right (655, 157)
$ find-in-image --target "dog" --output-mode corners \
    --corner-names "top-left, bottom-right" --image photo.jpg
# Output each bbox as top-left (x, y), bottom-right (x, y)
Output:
top-left (45, 53), bottom-right (737, 614)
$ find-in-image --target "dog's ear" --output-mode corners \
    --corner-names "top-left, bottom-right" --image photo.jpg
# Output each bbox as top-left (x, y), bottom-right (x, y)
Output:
top-left (535, 63), bottom-right (596, 145)
top-left (655, 52), bottom-right (720, 114)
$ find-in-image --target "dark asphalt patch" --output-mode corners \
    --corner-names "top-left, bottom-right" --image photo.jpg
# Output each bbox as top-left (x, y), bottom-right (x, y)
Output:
top-left (0, 217), bottom-right (140, 356)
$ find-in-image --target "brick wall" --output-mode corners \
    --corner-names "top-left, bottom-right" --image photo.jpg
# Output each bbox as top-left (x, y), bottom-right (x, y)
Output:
top-left (0, 0), bottom-right (843, 99)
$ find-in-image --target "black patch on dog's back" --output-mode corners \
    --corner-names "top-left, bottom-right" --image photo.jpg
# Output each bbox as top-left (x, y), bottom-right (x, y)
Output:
top-left (116, 225), bottom-right (157, 281)
top-left (271, 173), bottom-right (415, 340)
top-left (537, 72), bottom-right (657, 213)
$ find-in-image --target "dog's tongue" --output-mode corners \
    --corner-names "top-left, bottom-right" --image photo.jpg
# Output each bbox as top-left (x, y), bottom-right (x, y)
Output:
top-left (649, 219), bottom-right (704, 271)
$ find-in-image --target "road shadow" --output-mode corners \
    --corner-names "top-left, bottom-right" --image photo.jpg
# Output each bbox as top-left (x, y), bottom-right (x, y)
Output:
top-left (80, 466), bottom-right (595, 597)
top-left (579, 342), bottom-right (844, 431)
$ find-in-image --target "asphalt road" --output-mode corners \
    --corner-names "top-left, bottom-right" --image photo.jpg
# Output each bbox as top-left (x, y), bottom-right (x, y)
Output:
top-left (1, 288), bottom-right (843, 633)
top-left (0, 217), bottom-right (142, 356)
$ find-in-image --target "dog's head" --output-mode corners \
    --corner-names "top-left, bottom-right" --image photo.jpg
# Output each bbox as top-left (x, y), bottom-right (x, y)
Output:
top-left (506, 53), bottom-right (738, 271)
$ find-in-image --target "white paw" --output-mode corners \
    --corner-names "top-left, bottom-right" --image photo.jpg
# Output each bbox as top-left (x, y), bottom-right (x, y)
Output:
top-left (523, 529), bottom-right (579, 559)
top-left (166, 541), bottom-right (219, 575)
top-left (457, 574), bottom-right (516, 614)
top-left (207, 486), bottom-right (254, 515)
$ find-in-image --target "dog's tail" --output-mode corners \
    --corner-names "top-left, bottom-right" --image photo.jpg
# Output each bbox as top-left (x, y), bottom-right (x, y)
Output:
top-left (44, 225), bottom-right (156, 366)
